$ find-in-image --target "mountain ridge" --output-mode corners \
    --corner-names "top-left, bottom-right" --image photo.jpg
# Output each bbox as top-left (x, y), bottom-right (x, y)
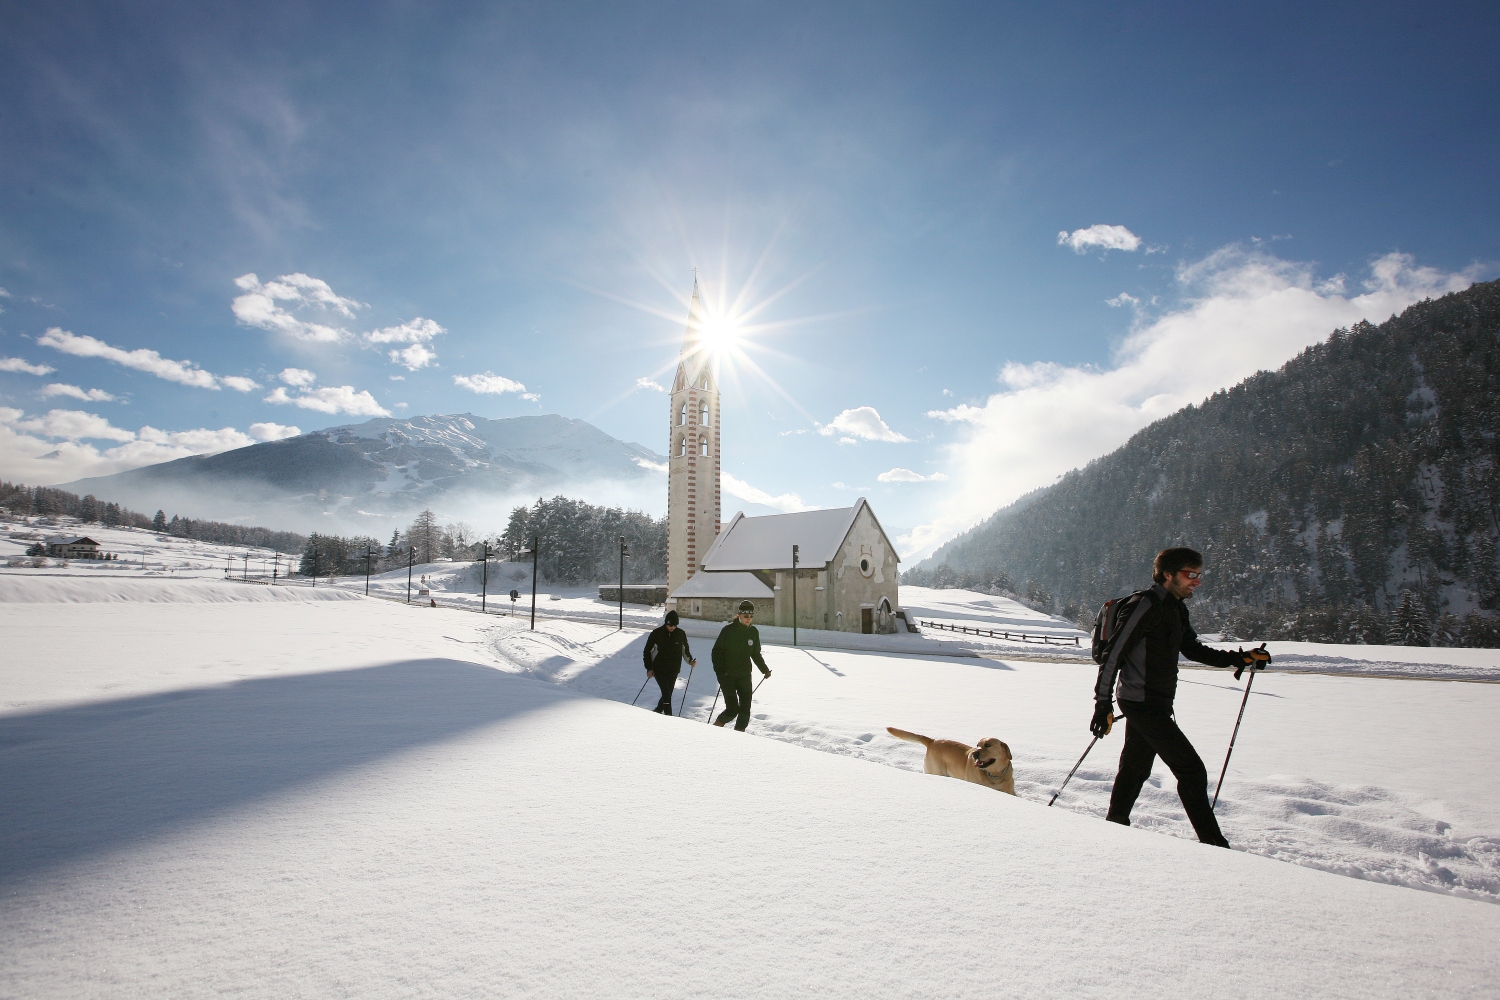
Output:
top-left (910, 279), bottom-right (1500, 645)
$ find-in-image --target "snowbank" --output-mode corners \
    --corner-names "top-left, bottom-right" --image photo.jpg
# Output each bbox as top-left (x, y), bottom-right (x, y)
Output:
top-left (0, 576), bottom-right (364, 604)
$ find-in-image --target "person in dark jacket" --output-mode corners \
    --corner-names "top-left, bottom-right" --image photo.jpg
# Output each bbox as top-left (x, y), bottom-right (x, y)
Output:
top-left (643, 610), bottom-right (696, 715)
top-left (711, 601), bottom-right (771, 730)
top-left (1093, 547), bottom-right (1271, 847)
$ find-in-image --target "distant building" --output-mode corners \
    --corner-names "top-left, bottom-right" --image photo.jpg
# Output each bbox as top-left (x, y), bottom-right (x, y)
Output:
top-left (670, 499), bottom-right (904, 634)
top-left (45, 536), bottom-right (103, 559)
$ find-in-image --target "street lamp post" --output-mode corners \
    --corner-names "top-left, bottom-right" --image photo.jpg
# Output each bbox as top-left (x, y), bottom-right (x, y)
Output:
top-left (480, 543), bottom-right (490, 613)
top-left (242, 553), bottom-right (249, 582)
top-left (618, 536), bottom-right (629, 630)
top-left (791, 544), bottom-right (799, 647)
top-left (406, 546), bottom-right (414, 604)
top-left (529, 535), bottom-right (539, 630)
top-left (365, 545), bottom-right (373, 596)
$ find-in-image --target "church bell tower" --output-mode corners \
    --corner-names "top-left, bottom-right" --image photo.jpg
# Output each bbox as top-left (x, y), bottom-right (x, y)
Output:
top-left (666, 276), bottom-right (721, 599)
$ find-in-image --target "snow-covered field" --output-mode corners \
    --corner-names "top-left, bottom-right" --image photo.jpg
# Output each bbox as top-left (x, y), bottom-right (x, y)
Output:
top-left (0, 518), bottom-right (292, 578)
top-left (2, 577), bottom-right (1498, 997)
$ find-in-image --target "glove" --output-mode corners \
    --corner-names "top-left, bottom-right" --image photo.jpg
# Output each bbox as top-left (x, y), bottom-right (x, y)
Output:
top-left (1234, 644), bottom-right (1271, 679)
top-left (1090, 702), bottom-right (1114, 739)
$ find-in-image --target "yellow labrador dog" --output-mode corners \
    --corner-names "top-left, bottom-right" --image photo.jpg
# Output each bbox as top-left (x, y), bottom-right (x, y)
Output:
top-left (886, 727), bottom-right (1015, 795)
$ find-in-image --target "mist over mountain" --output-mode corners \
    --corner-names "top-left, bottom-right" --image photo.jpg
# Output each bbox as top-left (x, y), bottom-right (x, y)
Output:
top-left (60, 413), bottom-right (669, 535)
top-left (909, 280), bottom-right (1500, 645)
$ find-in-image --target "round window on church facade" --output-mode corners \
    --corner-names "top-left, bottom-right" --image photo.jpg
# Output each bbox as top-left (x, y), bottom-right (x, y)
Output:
top-left (859, 557), bottom-right (872, 576)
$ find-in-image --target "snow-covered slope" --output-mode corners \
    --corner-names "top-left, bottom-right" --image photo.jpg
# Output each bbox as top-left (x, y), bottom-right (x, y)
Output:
top-left (2, 580), bottom-right (1497, 997)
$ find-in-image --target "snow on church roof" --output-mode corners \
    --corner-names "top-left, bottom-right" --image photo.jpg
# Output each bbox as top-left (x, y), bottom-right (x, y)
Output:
top-left (700, 499), bottom-right (892, 571)
top-left (670, 571), bottom-right (774, 599)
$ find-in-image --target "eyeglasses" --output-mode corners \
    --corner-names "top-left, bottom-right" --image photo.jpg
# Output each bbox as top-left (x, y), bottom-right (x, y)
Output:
top-left (1180, 570), bottom-right (1203, 580)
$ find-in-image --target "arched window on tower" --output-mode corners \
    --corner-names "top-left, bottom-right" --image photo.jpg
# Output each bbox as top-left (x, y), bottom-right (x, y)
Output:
top-left (699, 402), bottom-right (709, 426)
top-left (699, 437), bottom-right (708, 457)
top-left (678, 437), bottom-right (686, 457)
top-left (678, 403), bottom-right (687, 426)
top-left (701, 374), bottom-right (711, 390)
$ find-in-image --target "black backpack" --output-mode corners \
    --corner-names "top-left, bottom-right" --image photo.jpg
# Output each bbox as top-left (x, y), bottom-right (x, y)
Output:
top-left (1090, 589), bottom-right (1155, 666)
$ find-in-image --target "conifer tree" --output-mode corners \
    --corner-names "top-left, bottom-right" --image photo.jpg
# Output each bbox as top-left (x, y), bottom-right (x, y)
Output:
top-left (1387, 590), bottom-right (1432, 646)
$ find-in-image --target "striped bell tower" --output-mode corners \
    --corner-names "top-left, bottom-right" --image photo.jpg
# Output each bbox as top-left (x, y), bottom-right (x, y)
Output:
top-left (666, 276), bottom-right (721, 600)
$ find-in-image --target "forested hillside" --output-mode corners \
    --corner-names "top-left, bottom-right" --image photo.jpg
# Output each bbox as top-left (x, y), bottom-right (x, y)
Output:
top-left (911, 280), bottom-right (1500, 646)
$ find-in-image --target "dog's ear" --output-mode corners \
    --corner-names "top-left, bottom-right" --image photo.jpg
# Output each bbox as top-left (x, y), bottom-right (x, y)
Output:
top-left (998, 741), bottom-right (1011, 756)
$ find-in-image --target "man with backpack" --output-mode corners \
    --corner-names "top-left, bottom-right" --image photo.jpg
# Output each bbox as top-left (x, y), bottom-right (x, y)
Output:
top-left (643, 610), bottom-right (696, 715)
top-left (1092, 547), bottom-right (1271, 848)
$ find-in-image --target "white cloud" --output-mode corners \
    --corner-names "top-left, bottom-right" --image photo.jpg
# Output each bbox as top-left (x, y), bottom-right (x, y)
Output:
top-left (0, 356), bottom-right (55, 376)
top-left (264, 385), bottom-right (390, 416)
top-left (0, 408), bottom-right (259, 483)
top-left (1106, 292), bottom-right (1140, 308)
top-left (37, 328), bottom-right (222, 389)
top-left (634, 456), bottom-right (669, 473)
top-left (232, 273), bottom-right (361, 343)
top-left (877, 468), bottom-right (948, 483)
top-left (818, 406), bottom-right (911, 443)
top-left (722, 471), bottom-right (814, 513)
top-left (453, 371), bottom-right (529, 395)
top-left (389, 342), bottom-right (438, 371)
top-left (904, 248), bottom-right (1488, 560)
top-left (636, 377), bottom-right (666, 392)
top-left (220, 375), bottom-right (261, 392)
top-left (40, 383), bottom-right (117, 402)
top-left (365, 317), bottom-right (444, 344)
top-left (6, 408), bottom-right (135, 441)
top-left (279, 367), bottom-right (317, 387)
top-left (1058, 224), bottom-right (1142, 254)
top-left (249, 421), bottom-right (302, 441)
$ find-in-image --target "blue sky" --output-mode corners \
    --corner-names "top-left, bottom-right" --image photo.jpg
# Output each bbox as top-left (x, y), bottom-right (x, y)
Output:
top-left (2, 1), bottom-right (1496, 554)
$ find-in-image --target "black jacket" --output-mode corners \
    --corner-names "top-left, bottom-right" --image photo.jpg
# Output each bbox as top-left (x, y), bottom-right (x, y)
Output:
top-left (1094, 584), bottom-right (1240, 710)
top-left (711, 620), bottom-right (770, 677)
top-left (643, 625), bottom-right (694, 673)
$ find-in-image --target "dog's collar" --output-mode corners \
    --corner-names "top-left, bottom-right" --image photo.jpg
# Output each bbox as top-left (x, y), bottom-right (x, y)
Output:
top-left (985, 760), bottom-right (1013, 783)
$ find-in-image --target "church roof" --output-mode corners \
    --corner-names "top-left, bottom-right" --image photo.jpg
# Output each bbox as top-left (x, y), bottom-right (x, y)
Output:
top-left (670, 570), bottom-right (774, 599)
top-left (700, 499), bottom-right (893, 571)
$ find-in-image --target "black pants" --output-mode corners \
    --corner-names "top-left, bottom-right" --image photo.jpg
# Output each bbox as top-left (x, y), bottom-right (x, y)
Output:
top-left (652, 666), bottom-right (679, 714)
top-left (1106, 703), bottom-right (1229, 847)
top-left (714, 670), bottom-right (754, 731)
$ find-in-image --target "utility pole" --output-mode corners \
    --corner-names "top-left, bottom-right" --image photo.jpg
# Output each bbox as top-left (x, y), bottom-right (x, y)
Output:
top-left (243, 553), bottom-right (249, 582)
top-left (272, 552), bottom-right (279, 584)
top-left (792, 544), bottom-right (799, 647)
top-left (480, 542), bottom-right (490, 613)
top-left (364, 545), bottom-right (373, 595)
top-left (311, 550), bottom-right (318, 588)
top-left (406, 546), bottom-right (414, 603)
top-left (618, 536), bottom-right (629, 630)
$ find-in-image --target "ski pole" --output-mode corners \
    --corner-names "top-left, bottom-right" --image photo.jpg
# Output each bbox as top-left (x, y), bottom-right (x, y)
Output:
top-left (677, 662), bottom-right (696, 716)
top-left (1213, 646), bottom-right (1265, 809)
top-left (1048, 737), bottom-right (1099, 807)
top-left (706, 683), bottom-right (722, 724)
top-left (631, 676), bottom-right (651, 707)
top-left (753, 672), bottom-right (771, 694)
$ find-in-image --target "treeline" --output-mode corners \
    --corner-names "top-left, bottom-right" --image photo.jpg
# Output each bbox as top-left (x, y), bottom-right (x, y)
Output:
top-left (1, 480), bottom-right (306, 553)
top-left (499, 496), bottom-right (666, 584)
top-left (917, 279), bottom-right (1500, 648)
top-left (296, 496), bottom-right (667, 585)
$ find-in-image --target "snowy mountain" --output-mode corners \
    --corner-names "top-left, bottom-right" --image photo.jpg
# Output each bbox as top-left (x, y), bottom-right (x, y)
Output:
top-left (912, 279), bottom-right (1500, 645)
top-left (60, 413), bottom-right (668, 533)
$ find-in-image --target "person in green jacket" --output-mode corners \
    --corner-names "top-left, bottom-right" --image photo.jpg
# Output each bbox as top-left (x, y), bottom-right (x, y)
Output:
top-left (711, 601), bottom-right (771, 731)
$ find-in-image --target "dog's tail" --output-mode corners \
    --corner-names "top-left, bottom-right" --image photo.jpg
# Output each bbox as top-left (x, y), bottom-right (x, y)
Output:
top-left (886, 727), bottom-right (933, 747)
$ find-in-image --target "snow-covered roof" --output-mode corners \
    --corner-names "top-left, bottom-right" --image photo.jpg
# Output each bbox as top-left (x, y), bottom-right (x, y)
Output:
top-left (45, 535), bottom-right (98, 545)
top-left (701, 500), bottom-right (888, 571)
top-left (670, 570), bottom-right (774, 599)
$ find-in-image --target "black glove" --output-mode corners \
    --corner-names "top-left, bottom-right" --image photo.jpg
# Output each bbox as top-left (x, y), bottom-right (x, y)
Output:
top-left (1090, 702), bottom-right (1114, 739)
top-left (1234, 643), bottom-right (1271, 679)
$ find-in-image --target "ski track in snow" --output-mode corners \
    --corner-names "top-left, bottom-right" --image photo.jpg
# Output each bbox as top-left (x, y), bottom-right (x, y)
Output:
top-left (482, 616), bottom-right (1500, 905)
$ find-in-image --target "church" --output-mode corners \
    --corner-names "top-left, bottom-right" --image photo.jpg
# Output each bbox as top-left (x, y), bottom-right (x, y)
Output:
top-left (663, 278), bottom-right (904, 634)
